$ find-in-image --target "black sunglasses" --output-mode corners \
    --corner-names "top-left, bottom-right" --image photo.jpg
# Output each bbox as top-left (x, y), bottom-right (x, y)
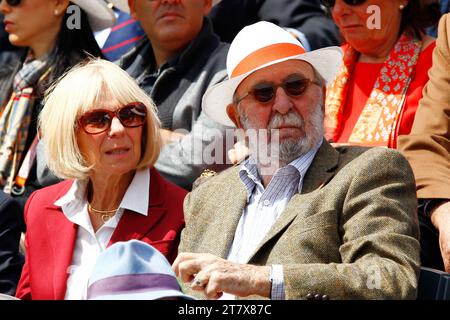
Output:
top-left (321, 0), bottom-right (366, 8)
top-left (235, 74), bottom-right (321, 105)
top-left (0, 0), bottom-right (21, 7)
top-left (78, 102), bottom-right (147, 135)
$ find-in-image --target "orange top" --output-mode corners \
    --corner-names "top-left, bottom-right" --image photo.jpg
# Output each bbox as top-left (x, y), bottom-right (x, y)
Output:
top-left (336, 42), bottom-right (436, 144)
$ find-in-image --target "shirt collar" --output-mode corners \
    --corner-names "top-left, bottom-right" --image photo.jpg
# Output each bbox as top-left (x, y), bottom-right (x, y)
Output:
top-left (54, 169), bottom-right (150, 217)
top-left (119, 169), bottom-right (149, 216)
top-left (239, 139), bottom-right (323, 196)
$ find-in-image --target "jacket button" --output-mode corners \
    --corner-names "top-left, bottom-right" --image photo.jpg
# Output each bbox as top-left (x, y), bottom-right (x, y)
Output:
top-left (306, 293), bottom-right (314, 300)
top-left (314, 294), bottom-right (321, 300)
top-left (322, 295), bottom-right (329, 300)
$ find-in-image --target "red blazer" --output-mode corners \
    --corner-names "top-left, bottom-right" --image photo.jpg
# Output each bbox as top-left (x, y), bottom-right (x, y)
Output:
top-left (15, 168), bottom-right (187, 300)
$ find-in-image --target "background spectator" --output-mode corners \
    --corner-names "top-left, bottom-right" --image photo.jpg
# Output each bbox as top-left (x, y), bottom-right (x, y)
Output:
top-left (114, 0), bottom-right (231, 190)
top-left (323, 0), bottom-right (440, 148)
top-left (208, 0), bottom-right (341, 50)
top-left (95, 1), bottom-right (146, 61)
top-left (398, 13), bottom-right (450, 272)
top-left (0, 13), bottom-right (21, 64)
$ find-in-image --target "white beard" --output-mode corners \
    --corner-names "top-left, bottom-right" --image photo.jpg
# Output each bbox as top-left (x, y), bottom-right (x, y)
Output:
top-left (240, 105), bottom-right (324, 168)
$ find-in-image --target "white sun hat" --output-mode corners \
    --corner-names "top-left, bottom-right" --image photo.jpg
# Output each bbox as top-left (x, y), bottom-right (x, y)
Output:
top-left (71, 0), bottom-right (116, 31)
top-left (202, 21), bottom-right (343, 127)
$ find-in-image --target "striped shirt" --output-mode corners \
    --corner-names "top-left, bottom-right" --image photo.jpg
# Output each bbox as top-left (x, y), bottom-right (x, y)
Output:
top-left (226, 140), bottom-right (322, 299)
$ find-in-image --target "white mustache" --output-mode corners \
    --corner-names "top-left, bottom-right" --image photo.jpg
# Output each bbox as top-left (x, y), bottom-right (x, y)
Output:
top-left (268, 112), bottom-right (304, 130)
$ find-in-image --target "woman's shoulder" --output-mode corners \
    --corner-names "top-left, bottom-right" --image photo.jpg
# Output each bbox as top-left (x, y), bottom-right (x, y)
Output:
top-left (150, 168), bottom-right (188, 199)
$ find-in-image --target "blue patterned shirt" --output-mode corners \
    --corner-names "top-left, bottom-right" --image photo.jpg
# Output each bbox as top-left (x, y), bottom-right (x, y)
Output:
top-left (226, 140), bottom-right (322, 299)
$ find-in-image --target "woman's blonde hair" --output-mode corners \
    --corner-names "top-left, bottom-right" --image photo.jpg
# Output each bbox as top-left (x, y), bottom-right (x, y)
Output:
top-left (39, 58), bottom-right (162, 180)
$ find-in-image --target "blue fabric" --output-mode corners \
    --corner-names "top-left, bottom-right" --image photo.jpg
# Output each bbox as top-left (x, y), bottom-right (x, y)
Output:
top-left (427, 0), bottom-right (449, 37)
top-left (102, 9), bottom-right (145, 62)
top-left (441, 0), bottom-right (450, 13)
top-left (87, 240), bottom-right (194, 300)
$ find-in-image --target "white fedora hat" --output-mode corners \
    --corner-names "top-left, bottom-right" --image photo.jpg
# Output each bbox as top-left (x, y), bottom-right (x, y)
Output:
top-left (202, 21), bottom-right (343, 127)
top-left (71, 0), bottom-right (116, 31)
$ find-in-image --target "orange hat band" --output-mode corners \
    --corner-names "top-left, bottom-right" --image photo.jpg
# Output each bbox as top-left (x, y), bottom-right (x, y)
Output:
top-left (231, 43), bottom-right (306, 79)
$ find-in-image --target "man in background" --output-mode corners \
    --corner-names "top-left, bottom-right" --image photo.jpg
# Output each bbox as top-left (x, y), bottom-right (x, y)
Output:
top-left (114, 0), bottom-right (231, 190)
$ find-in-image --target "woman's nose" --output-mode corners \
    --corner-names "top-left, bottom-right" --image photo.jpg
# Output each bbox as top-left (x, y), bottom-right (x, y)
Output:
top-left (108, 116), bottom-right (126, 137)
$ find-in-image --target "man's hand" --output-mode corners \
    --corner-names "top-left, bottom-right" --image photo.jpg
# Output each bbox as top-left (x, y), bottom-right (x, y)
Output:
top-left (160, 129), bottom-right (186, 145)
top-left (172, 253), bottom-right (271, 299)
top-left (430, 201), bottom-right (450, 273)
top-left (228, 140), bottom-right (250, 165)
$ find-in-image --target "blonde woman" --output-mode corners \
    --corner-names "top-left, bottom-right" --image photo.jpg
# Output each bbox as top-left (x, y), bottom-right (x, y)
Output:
top-left (16, 59), bottom-right (187, 300)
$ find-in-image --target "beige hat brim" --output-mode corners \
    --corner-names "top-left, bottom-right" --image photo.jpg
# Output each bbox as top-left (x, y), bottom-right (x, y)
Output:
top-left (71, 0), bottom-right (116, 31)
top-left (202, 46), bottom-right (343, 127)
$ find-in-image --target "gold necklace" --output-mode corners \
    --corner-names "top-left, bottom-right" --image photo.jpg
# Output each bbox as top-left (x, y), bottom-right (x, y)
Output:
top-left (88, 203), bottom-right (118, 223)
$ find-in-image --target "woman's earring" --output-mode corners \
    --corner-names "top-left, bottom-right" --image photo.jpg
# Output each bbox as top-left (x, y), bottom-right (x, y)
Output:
top-left (399, 4), bottom-right (405, 10)
top-left (54, 9), bottom-right (60, 15)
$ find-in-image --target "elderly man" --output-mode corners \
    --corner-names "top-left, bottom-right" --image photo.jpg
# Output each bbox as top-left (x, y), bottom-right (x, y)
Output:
top-left (112, 0), bottom-right (230, 190)
top-left (173, 22), bottom-right (421, 300)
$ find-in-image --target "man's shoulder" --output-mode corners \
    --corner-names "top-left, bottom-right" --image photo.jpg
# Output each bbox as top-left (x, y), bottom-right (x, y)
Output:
top-left (335, 145), bottom-right (407, 165)
top-left (330, 145), bottom-right (413, 181)
top-left (191, 166), bottom-right (241, 192)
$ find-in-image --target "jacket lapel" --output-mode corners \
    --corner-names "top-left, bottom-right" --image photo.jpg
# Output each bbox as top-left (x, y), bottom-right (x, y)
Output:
top-left (44, 182), bottom-right (78, 300)
top-left (246, 141), bottom-right (340, 263)
top-left (301, 141), bottom-right (340, 194)
top-left (109, 168), bottom-right (166, 244)
top-left (198, 168), bottom-right (248, 258)
top-left (217, 175), bottom-right (248, 258)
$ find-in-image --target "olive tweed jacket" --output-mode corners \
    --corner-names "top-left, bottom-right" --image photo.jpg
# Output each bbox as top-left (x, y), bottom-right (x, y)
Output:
top-left (179, 141), bottom-right (420, 299)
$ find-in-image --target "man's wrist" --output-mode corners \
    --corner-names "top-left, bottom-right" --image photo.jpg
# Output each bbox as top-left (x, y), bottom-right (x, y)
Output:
top-left (422, 198), bottom-right (449, 218)
top-left (429, 200), bottom-right (450, 231)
